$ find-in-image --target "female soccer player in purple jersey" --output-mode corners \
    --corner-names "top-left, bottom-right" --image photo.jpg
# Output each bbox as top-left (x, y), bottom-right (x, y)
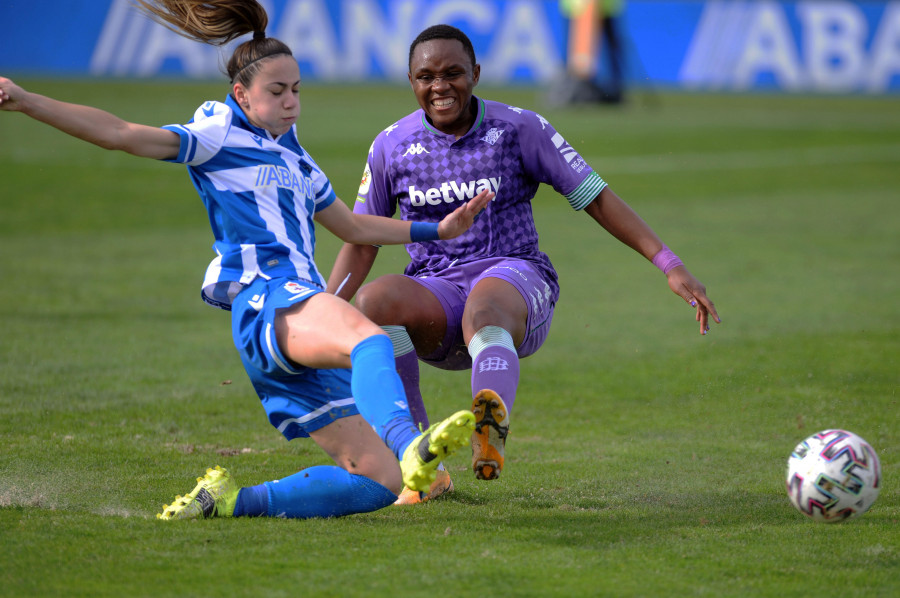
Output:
top-left (327, 24), bottom-right (720, 503)
top-left (0, 2), bottom-right (492, 520)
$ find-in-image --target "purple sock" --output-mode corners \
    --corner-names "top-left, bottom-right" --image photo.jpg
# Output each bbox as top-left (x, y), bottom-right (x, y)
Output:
top-left (382, 325), bottom-right (430, 428)
top-left (470, 344), bottom-right (519, 411)
top-left (394, 349), bottom-right (429, 428)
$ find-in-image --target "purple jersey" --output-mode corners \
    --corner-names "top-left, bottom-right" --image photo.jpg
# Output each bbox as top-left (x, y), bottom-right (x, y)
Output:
top-left (354, 96), bottom-right (607, 301)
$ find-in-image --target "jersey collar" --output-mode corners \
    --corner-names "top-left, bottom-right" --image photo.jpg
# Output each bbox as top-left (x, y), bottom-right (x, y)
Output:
top-left (420, 96), bottom-right (485, 142)
top-left (226, 94), bottom-right (274, 140)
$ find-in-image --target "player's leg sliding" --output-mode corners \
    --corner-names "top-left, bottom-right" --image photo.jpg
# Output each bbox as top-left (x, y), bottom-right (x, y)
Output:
top-left (247, 466), bottom-right (396, 518)
top-left (159, 334), bottom-right (419, 522)
top-left (158, 465), bottom-right (397, 520)
top-left (349, 333), bottom-right (472, 496)
top-left (401, 410), bottom-right (475, 493)
top-left (471, 389), bottom-right (510, 480)
top-left (157, 333), bottom-right (470, 520)
top-left (349, 334), bottom-right (422, 457)
top-left (382, 325), bottom-right (431, 427)
top-left (468, 326), bottom-right (518, 480)
top-left (382, 325), bottom-right (459, 504)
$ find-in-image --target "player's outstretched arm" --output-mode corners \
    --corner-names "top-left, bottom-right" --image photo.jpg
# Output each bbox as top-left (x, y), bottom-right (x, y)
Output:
top-left (583, 186), bottom-right (720, 334)
top-left (0, 76), bottom-right (180, 160)
top-left (316, 189), bottom-right (492, 247)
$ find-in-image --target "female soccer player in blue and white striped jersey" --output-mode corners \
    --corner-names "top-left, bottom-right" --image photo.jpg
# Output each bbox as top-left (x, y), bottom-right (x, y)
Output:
top-left (0, 0), bottom-right (492, 520)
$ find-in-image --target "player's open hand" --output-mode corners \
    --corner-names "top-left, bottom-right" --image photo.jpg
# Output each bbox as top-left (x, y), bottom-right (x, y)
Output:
top-left (666, 266), bottom-right (721, 335)
top-left (0, 77), bottom-right (25, 111)
top-left (437, 189), bottom-right (494, 240)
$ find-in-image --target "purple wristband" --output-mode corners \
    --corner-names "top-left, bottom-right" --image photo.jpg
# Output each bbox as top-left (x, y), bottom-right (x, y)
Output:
top-left (651, 244), bottom-right (684, 274)
top-left (410, 221), bottom-right (441, 242)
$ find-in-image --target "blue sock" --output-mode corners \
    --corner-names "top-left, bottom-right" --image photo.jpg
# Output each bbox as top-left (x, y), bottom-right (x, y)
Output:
top-left (261, 465), bottom-right (397, 518)
top-left (233, 484), bottom-right (269, 517)
top-left (350, 334), bottom-right (420, 459)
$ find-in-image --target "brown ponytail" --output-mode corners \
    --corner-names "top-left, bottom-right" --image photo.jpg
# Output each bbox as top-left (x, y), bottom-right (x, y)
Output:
top-left (134, 0), bottom-right (292, 85)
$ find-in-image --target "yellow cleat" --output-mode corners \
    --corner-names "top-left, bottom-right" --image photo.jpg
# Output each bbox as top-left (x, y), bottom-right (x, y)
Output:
top-left (471, 389), bottom-right (509, 480)
top-left (157, 465), bottom-right (238, 520)
top-left (401, 410), bottom-right (474, 493)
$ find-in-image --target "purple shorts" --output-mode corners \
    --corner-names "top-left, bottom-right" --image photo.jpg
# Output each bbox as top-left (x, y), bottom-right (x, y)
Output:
top-left (410, 257), bottom-right (557, 371)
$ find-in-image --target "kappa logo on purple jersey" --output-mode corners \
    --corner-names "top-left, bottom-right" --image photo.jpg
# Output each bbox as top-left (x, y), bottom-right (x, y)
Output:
top-left (402, 143), bottom-right (430, 156)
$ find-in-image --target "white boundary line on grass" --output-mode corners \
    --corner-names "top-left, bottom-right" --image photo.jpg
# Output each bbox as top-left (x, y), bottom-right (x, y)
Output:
top-left (589, 143), bottom-right (900, 175)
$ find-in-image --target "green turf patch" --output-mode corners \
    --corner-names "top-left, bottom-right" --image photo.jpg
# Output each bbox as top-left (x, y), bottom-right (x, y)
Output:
top-left (1, 81), bottom-right (896, 597)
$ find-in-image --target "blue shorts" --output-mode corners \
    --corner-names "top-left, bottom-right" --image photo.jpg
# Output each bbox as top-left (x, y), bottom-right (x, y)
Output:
top-left (231, 276), bottom-right (358, 440)
top-left (410, 257), bottom-right (556, 371)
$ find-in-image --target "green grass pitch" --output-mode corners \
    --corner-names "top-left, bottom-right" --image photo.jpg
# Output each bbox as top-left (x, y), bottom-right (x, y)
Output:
top-left (0, 80), bottom-right (897, 597)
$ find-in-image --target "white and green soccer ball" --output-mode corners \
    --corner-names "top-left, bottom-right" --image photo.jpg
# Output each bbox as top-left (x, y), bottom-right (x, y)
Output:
top-left (786, 429), bottom-right (881, 522)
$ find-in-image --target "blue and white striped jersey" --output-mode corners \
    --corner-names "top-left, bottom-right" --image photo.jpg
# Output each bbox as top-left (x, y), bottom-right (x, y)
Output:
top-left (163, 95), bottom-right (337, 310)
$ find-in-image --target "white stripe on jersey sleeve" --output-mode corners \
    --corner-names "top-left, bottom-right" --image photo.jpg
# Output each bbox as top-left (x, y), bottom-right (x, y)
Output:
top-left (163, 101), bottom-right (232, 166)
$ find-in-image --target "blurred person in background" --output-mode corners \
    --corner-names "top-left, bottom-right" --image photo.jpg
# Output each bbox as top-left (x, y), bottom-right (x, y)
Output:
top-left (552, 0), bottom-right (627, 105)
top-left (328, 24), bottom-right (719, 504)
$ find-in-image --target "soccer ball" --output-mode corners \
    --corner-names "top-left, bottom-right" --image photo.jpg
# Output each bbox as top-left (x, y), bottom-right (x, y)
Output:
top-left (786, 429), bottom-right (881, 522)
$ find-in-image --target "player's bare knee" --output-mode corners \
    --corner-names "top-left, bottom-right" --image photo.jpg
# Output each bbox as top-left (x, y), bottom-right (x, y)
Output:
top-left (356, 277), bottom-right (406, 323)
top-left (466, 303), bottom-right (507, 331)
